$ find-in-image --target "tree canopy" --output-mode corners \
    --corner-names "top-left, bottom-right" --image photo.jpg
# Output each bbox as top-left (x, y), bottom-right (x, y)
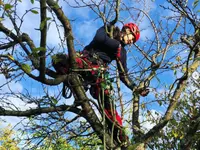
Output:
top-left (0, 0), bottom-right (199, 149)
top-left (0, 124), bottom-right (19, 150)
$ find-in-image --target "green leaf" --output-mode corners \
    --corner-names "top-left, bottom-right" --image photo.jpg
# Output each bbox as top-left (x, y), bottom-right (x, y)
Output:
top-left (182, 67), bottom-right (187, 72)
top-left (174, 70), bottom-right (177, 75)
top-left (147, 110), bottom-right (151, 116)
top-left (31, 10), bottom-right (39, 14)
top-left (0, 18), bottom-right (4, 21)
top-left (31, 0), bottom-right (34, 4)
top-left (53, 4), bottom-right (60, 9)
top-left (46, 17), bottom-right (51, 21)
top-left (40, 20), bottom-right (46, 30)
top-left (171, 119), bottom-right (177, 125)
top-left (196, 28), bottom-right (200, 36)
top-left (21, 64), bottom-right (31, 73)
top-left (52, 97), bottom-right (58, 105)
top-left (40, 18), bottom-right (51, 30)
top-left (32, 47), bottom-right (46, 58)
top-left (141, 103), bottom-right (145, 109)
top-left (176, 56), bottom-right (181, 62)
top-left (51, 54), bottom-right (66, 65)
top-left (155, 93), bottom-right (158, 98)
top-left (4, 4), bottom-right (13, 10)
top-left (100, 82), bottom-right (106, 89)
top-left (172, 131), bottom-right (179, 138)
top-left (196, 57), bottom-right (200, 61)
top-left (167, 62), bottom-right (173, 65)
top-left (193, 0), bottom-right (199, 8)
top-left (157, 100), bottom-right (162, 106)
top-left (33, 47), bottom-right (46, 53)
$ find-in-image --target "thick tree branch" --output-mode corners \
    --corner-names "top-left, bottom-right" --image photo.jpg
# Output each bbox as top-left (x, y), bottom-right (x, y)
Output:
top-left (0, 22), bottom-right (39, 68)
top-left (46, 0), bottom-right (76, 69)
top-left (0, 22), bottom-right (31, 56)
top-left (39, 0), bottom-right (47, 80)
top-left (45, 2), bottom-right (119, 147)
top-left (0, 41), bottom-right (18, 50)
top-left (0, 104), bottom-right (82, 117)
top-left (110, 0), bottom-right (120, 25)
top-left (3, 54), bottom-right (68, 85)
top-left (142, 50), bottom-right (200, 142)
top-left (132, 93), bottom-right (143, 140)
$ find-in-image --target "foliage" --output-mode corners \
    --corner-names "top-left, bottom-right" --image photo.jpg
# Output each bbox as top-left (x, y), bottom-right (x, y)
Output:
top-left (0, 124), bottom-right (20, 150)
top-left (148, 74), bottom-right (200, 150)
top-left (0, 0), bottom-right (199, 149)
top-left (36, 137), bottom-right (74, 150)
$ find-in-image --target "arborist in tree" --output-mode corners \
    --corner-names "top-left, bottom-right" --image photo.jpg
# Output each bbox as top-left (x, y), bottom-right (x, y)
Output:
top-left (52, 23), bottom-right (149, 148)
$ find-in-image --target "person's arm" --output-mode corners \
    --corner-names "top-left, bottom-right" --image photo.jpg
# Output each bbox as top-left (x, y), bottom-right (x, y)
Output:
top-left (116, 47), bottom-right (136, 90)
top-left (116, 46), bottom-right (150, 96)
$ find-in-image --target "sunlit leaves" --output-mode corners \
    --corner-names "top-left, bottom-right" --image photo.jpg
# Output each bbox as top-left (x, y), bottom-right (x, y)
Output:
top-left (0, 124), bottom-right (20, 150)
top-left (30, 0), bottom-right (34, 4)
top-left (32, 47), bottom-right (46, 57)
top-left (40, 20), bottom-right (46, 30)
top-left (193, 0), bottom-right (199, 9)
top-left (40, 18), bottom-right (51, 30)
top-left (176, 56), bottom-right (181, 62)
top-left (7, 54), bottom-right (15, 61)
top-left (157, 100), bottom-right (162, 106)
top-left (31, 10), bottom-right (39, 14)
top-left (51, 97), bottom-right (58, 105)
top-left (21, 64), bottom-right (31, 73)
top-left (182, 67), bottom-right (187, 73)
top-left (33, 47), bottom-right (46, 53)
top-left (174, 69), bottom-right (177, 75)
top-left (141, 103), bottom-right (146, 109)
top-left (4, 4), bottom-right (13, 10)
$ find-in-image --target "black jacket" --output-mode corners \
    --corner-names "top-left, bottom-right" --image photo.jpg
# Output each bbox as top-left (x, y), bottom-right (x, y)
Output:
top-left (84, 26), bottom-right (135, 90)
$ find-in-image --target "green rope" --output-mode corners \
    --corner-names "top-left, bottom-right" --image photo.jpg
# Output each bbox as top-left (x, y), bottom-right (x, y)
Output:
top-left (100, 73), bottom-right (106, 150)
top-left (72, 66), bottom-right (107, 72)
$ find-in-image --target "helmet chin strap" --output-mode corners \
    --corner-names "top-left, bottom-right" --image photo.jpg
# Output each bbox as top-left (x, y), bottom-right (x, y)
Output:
top-left (120, 34), bottom-right (126, 45)
top-left (121, 39), bottom-right (126, 44)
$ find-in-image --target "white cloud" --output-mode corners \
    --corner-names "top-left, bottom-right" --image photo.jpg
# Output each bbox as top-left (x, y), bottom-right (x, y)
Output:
top-left (0, 1), bottom-right (68, 47)
top-left (7, 97), bottom-right (37, 111)
top-left (74, 20), bottom-right (99, 44)
top-left (140, 109), bottom-right (163, 132)
top-left (46, 22), bottom-right (64, 46)
top-left (0, 74), bottom-right (36, 127)
top-left (139, 17), bottom-right (155, 41)
top-left (0, 97), bottom-right (36, 130)
top-left (0, 116), bottom-right (27, 129)
top-left (0, 75), bottom-right (23, 93)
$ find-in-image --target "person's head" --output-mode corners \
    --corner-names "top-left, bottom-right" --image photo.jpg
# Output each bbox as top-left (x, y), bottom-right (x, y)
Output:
top-left (120, 23), bottom-right (140, 45)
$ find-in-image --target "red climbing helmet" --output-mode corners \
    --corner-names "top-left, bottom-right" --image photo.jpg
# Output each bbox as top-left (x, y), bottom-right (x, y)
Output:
top-left (123, 23), bottom-right (140, 42)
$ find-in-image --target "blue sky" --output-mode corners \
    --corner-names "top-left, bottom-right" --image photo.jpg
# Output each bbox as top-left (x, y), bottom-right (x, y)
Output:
top-left (0, 0), bottom-right (199, 137)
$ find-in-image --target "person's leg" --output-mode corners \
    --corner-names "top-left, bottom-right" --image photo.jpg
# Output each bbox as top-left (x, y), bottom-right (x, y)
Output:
top-left (89, 78), bottom-right (129, 145)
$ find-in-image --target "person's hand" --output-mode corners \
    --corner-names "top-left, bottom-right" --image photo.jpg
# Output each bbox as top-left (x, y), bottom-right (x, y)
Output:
top-left (139, 89), bottom-right (150, 97)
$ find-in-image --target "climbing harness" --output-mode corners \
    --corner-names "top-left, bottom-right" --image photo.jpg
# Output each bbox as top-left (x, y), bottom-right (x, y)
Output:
top-left (52, 52), bottom-right (127, 146)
